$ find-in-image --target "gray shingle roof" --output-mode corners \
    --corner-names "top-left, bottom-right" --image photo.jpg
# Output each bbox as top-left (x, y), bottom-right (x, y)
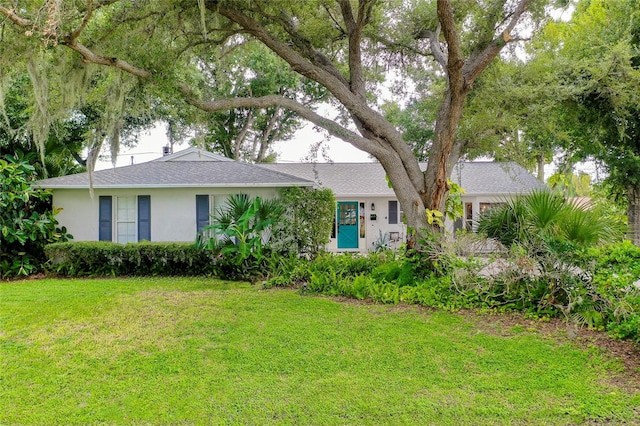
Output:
top-left (258, 163), bottom-right (393, 196)
top-left (450, 162), bottom-right (545, 195)
top-left (37, 143), bottom-right (542, 194)
top-left (259, 161), bottom-right (544, 196)
top-left (37, 150), bottom-right (313, 189)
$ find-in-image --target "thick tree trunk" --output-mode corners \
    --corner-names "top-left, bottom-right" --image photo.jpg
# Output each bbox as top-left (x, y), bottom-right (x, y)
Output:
top-left (628, 184), bottom-right (640, 246)
top-left (423, 86), bottom-right (468, 212)
top-left (376, 153), bottom-right (431, 244)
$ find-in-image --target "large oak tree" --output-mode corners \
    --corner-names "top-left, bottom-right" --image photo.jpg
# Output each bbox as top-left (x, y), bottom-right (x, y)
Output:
top-left (0, 0), bottom-right (550, 234)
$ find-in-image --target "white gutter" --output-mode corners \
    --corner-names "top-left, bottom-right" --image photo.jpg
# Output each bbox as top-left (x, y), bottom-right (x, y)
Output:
top-left (37, 182), bottom-right (314, 189)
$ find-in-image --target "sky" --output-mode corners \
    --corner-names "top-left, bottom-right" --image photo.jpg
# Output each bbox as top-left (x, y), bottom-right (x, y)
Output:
top-left (95, 120), bottom-right (373, 170)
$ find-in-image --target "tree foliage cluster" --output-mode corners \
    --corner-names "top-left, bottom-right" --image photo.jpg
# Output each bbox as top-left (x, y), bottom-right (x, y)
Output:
top-left (484, 0), bottom-right (640, 242)
top-left (0, 153), bottom-right (70, 277)
top-left (551, 0), bottom-right (640, 244)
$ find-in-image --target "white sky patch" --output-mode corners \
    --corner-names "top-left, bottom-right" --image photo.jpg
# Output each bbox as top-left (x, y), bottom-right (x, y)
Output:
top-left (95, 119), bottom-right (373, 170)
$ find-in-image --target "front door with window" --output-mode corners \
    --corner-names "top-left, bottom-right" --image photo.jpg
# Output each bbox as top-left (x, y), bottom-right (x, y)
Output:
top-left (337, 201), bottom-right (358, 249)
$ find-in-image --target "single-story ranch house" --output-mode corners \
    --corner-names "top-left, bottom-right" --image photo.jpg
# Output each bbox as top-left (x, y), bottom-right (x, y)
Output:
top-left (37, 147), bottom-right (544, 252)
top-left (260, 160), bottom-right (544, 250)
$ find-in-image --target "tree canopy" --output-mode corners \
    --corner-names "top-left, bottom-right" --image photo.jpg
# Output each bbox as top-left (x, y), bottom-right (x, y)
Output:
top-left (0, 0), bottom-right (556, 235)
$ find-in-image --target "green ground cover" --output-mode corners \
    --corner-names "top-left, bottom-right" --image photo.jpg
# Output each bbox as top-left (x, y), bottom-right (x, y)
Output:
top-left (1, 277), bottom-right (638, 425)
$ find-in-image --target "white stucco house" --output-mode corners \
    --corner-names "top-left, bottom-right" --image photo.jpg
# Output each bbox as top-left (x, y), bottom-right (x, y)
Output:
top-left (36, 147), bottom-right (313, 243)
top-left (37, 147), bottom-right (544, 252)
top-left (260, 161), bottom-right (545, 251)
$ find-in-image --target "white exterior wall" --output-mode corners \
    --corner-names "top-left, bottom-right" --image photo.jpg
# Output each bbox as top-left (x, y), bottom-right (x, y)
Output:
top-left (53, 187), bottom-right (280, 243)
top-left (327, 196), bottom-right (407, 253)
top-left (448, 194), bottom-right (511, 233)
top-left (53, 189), bottom-right (515, 250)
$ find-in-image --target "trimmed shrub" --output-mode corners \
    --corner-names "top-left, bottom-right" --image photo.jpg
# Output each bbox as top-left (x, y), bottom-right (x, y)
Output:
top-left (273, 187), bottom-right (336, 258)
top-left (45, 242), bottom-right (222, 277)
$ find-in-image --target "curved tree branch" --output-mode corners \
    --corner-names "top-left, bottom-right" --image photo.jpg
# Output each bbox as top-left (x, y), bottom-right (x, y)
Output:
top-left (69, 0), bottom-right (95, 43)
top-left (61, 38), bottom-right (152, 78)
top-left (0, 5), bottom-right (152, 78)
top-left (337, 0), bottom-right (365, 97)
top-left (179, 86), bottom-right (387, 157)
top-left (437, 0), bottom-right (464, 90)
top-left (0, 6), bottom-right (33, 27)
top-left (427, 23), bottom-right (447, 72)
top-left (210, 1), bottom-right (424, 190)
top-left (210, 3), bottom-right (351, 92)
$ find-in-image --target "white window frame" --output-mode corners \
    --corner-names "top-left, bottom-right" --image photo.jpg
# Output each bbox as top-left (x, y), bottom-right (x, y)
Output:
top-left (116, 196), bottom-right (137, 243)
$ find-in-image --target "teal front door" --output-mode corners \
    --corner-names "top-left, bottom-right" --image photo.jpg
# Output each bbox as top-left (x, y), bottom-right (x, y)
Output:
top-left (337, 201), bottom-right (358, 249)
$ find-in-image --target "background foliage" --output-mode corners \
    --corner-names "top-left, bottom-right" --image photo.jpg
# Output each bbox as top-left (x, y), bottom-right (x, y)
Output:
top-left (0, 154), bottom-right (70, 277)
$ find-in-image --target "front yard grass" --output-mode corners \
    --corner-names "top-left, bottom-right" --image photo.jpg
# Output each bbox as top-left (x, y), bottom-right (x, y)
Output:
top-left (1, 277), bottom-right (639, 425)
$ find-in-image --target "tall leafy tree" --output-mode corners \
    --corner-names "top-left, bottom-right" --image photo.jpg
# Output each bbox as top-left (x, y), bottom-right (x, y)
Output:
top-left (523, 0), bottom-right (640, 243)
top-left (194, 42), bottom-right (327, 161)
top-left (461, 58), bottom-right (561, 181)
top-left (0, 74), bottom-right (85, 177)
top-left (0, 0), bottom-right (552, 236)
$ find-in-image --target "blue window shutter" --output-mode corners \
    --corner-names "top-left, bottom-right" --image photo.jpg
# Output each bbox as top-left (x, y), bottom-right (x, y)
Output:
top-left (98, 196), bottom-right (112, 241)
top-left (388, 200), bottom-right (398, 224)
top-left (138, 195), bottom-right (151, 241)
top-left (196, 195), bottom-right (210, 233)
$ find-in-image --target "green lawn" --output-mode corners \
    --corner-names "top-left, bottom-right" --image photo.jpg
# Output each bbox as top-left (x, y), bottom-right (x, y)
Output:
top-left (1, 277), bottom-right (638, 425)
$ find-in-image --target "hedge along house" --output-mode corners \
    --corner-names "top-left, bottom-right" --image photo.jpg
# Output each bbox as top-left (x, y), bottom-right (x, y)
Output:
top-left (259, 161), bottom-right (545, 252)
top-left (36, 147), bottom-right (313, 243)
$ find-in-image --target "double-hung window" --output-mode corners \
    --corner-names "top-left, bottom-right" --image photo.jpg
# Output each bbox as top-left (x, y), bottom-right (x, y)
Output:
top-left (116, 196), bottom-right (136, 243)
top-left (99, 195), bottom-right (151, 242)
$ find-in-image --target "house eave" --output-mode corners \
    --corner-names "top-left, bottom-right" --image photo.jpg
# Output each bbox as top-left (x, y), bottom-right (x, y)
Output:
top-left (331, 192), bottom-right (395, 198)
top-left (39, 182), bottom-right (314, 190)
top-left (462, 191), bottom-right (537, 198)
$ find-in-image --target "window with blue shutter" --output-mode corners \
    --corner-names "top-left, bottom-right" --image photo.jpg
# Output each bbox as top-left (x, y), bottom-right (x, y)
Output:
top-left (196, 195), bottom-right (210, 234)
top-left (99, 196), bottom-right (113, 241)
top-left (388, 200), bottom-right (398, 224)
top-left (138, 195), bottom-right (151, 241)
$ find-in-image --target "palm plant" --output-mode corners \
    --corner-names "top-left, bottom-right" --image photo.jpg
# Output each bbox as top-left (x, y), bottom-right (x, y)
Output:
top-left (476, 189), bottom-right (625, 321)
top-left (199, 194), bottom-right (284, 265)
top-left (477, 189), bottom-right (622, 249)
